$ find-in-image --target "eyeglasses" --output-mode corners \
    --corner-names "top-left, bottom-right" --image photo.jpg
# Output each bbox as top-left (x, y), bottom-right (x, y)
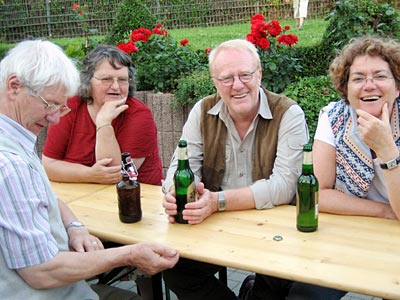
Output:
top-left (214, 68), bottom-right (259, 87)
top-left (92, 76), bottom-right (131, 86)
top-left (37, 95), bottom-right (71, 117)
top-left (349, 74), bottom-right (394, 86)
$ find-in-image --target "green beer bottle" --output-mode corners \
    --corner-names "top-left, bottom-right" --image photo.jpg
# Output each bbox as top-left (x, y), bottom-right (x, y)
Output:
top-left (174, 140), bottom-right (196, 224)
top-left (296, 143), bottom-right (318, 232)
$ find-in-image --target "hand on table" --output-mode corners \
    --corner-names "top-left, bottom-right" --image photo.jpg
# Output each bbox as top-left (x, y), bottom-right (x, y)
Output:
top-left (163, 182), bottom-right (216, 224)
top-left (88, 158), bottom-right (122, 184)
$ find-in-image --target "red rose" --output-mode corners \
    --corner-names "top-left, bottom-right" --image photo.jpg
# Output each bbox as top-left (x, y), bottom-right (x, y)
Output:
top-left (180, 39), bottom-right (189, 46)
top-left (117, 41), bottom-right (138, 54)
top-left (258, 38), bottom-right (270, 50)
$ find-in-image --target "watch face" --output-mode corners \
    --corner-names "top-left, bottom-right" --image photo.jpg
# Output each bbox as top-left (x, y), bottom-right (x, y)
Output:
top-left (218, 192), bottom-right (226, 211)
top-left (218, 200), bottom-right (226, 210)
top-left (387, 160), bottom-right (397, 169)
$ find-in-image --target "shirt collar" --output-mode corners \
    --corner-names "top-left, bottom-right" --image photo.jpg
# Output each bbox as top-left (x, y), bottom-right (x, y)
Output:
top-left (0, 113), bottom-right (37, 153)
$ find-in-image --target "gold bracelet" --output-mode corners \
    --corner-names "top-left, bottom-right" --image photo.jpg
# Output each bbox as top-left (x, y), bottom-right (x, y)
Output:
top-left (96, 124), bottom-right (112, 133)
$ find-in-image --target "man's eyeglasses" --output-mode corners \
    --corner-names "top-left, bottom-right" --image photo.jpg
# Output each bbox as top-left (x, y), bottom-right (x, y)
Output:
top-left (214, 68), bottom-right (259, 87)
top-left (349, 74), bottom-right (394, 87)
top-left (36, 95), bottom-right (71, 117)
top-left (92, 76), bottom-right (131, 86)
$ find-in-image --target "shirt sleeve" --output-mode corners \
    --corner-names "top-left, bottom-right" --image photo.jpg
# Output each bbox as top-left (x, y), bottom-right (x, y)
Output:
top-left (250, 105), bottom-right (309, 209)
top-left (314, 110), bottom-right (335, 147)
top-left (0, 153), bottom-right (58, 269)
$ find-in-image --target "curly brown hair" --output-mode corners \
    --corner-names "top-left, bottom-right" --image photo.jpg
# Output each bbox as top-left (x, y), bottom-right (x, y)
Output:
top-left (329, 36), bottom-right (400, 100)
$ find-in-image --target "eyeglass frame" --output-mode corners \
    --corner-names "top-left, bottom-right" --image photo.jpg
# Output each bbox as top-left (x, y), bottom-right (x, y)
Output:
top-left (25, 85), bottom-right (71, 117)
top-left (36, 95), bottom-right (71, 117)
top-left (92, 76), bottom-right (131, 86)
top-left (349, 73), bottom-right (395, 87)
top-left (213, 68), bottom-right (259, 87)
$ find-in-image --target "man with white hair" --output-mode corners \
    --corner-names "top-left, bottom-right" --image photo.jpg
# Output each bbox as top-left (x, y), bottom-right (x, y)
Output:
top-left (0, 39), bottom-right (178, 300)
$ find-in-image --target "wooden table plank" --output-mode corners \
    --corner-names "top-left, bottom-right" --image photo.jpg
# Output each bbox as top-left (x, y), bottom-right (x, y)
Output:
top-left (53, 182), bottom-right (400, 299)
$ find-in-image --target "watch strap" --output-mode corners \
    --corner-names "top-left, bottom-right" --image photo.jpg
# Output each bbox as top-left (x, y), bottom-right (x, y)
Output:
top-left (65, 221), bottom-right (84, 231)
top-left (379, 156), bottom-right (400, 170)
top-left (217, 191), bottom-right (226, 212)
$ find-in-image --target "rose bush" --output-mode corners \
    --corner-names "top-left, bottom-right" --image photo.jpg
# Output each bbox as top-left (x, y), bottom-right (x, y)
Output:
top-left (71, 3), bottom-right (99, 53)
top-left (117, 15), bottom-right (302, 96)
top-left (246, 14), bottom-right (302, 93)
top-left (117, 24), bottom-right (204, 93)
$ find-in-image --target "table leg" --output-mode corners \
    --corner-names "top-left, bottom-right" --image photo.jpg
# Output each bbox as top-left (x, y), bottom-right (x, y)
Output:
top-left (152, 272), bottom-right (163, 300)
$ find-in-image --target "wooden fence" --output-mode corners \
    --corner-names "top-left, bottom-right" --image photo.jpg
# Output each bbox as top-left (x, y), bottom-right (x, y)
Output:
top-left (0, 0), bottom-right (335, 43)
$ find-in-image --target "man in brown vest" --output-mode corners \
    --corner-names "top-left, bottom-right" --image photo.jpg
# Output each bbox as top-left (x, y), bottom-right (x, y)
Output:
top-left (161, 39), bottom-right (331, 300)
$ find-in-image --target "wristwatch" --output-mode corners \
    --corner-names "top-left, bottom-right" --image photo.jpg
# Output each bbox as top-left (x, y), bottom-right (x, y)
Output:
top-left (217, 191), bottom-right (226, 212)
top-left (380, 156), bottom-right (400, 170)
top-left (65, 221), bottom-right (85, 231)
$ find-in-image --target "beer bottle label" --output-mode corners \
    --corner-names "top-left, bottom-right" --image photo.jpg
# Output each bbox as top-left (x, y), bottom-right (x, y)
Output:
top-left (187, 181), bottom-right (196, 203)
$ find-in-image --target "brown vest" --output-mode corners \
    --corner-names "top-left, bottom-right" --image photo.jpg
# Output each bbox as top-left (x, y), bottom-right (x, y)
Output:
top-left (200, 88), bottom-right (296, 191)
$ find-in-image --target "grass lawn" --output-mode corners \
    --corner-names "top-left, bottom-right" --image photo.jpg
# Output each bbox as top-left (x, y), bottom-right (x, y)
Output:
top-left (168, 18), bottom-right (328, 50)
top-left (0, 18), bottom-right (327, 55)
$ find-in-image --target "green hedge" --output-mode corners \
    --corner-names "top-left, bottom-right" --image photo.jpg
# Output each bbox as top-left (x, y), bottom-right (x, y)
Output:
top-left (283, 75), bottom-right (340, 142)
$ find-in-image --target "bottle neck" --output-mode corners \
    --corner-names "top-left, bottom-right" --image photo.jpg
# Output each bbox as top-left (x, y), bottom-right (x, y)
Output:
top-left (177, 146), bottom-right (190, 169)
top-left (302, 151), bottom-right (314, 174)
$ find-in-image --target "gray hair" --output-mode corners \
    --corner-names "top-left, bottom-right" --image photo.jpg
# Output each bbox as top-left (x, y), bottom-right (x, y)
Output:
top-left (0, 39), bottom-right (79, 96)
top-left (208, 39), bottom-right (261, 75)
top-left (79, 45), bottom-right (136, 104)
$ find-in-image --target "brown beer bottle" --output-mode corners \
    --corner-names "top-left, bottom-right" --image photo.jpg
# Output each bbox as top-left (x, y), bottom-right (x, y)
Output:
top-left (117, 152), bottom-right (142, 223)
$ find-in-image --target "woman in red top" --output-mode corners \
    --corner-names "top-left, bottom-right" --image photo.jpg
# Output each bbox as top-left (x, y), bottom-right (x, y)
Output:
top-left (43, 45), bottom-right (163, 185)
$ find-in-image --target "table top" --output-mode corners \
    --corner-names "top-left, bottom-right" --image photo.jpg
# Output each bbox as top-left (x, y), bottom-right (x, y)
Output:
top-left (51, 181), bottom-right (400, 299)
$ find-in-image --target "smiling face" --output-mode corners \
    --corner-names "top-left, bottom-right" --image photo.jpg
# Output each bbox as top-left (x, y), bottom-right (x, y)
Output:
top-left (211, 48), bottom-right (262, 121)
top-left (347, 55), bottom-right (400, 118)
top-left (90, 60), bottom-right (129, 107)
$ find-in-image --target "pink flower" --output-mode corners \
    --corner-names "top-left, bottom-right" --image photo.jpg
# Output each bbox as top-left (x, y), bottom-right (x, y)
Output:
top-left (72, 3), bottom-right (79, 10)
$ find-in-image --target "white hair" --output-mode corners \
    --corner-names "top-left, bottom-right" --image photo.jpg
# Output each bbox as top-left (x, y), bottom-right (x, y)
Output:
top-left (208, 39), bottom-right (261, 74)
top-left (0, 39), bottom-right (79, 96)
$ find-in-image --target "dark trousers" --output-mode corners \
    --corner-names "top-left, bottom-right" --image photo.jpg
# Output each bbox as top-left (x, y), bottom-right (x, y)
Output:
top-left (162, 258), bottom-right (239, 300)
top-left (249, 274), bottom-right (347, 300)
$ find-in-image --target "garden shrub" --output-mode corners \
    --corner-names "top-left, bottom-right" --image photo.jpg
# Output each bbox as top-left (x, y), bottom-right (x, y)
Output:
top-left (132, 34), bottom-right (203, 92)
top-left (173, 68), bottom-right (215, 108)
top-left (105, 0), bottom-right (157, 45)
top-left (321, 0), bottom-right (400, 60)
top-left (283, 75), bottom-right (340, 142)
top-left (294, 44), bottom-right (329, 78)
